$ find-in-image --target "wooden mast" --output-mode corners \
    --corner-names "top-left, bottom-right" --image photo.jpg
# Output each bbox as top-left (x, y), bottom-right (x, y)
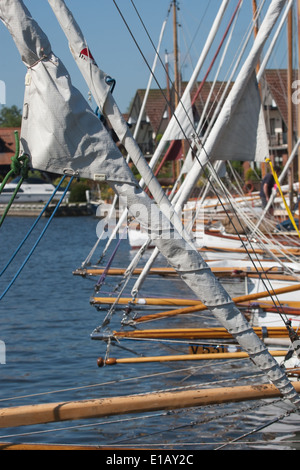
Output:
top-left (173, 0), bottom-right (180, 107)
top-left (252, 0), bottom-right (266, 179)
top-left (172, 0), bottom-right (182, 180)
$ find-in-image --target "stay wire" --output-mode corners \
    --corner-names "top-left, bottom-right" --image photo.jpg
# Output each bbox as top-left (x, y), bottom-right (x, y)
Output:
top-left (0, 176), bottom-right (74, 301)
top-left (113, 0), bottom-right (194, 140)
top-left (129, 0), bottom-right (242, 146)
top-left (113, 0), bottom-right (257, 253)
top-left (115, 397), bottom-right (286, 447)
top-left (129, 0), bottom-right (181, 110)
top-left (113, 0), bottom-right (261, 251)
top-left (205, 160), bottom-right (292, 328)
top-left (112, 0), bottom-right (248, 244)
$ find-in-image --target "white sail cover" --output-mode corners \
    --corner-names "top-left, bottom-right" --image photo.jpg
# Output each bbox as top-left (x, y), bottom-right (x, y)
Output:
top-left (2, 0), bottom-right (300, 407)
top-left (47, 0), bottom-right (192, 243)
top-left (209, 72), bottom-right (268, 162)
top-left (180, 73), bottom-right (268, 172)
top-left (0, 0), bottom-right (137, 185)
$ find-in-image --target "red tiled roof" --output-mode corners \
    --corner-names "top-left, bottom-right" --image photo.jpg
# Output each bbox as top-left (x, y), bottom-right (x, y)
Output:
top-left (0, 127), bottom-right (21, 165)
top-left (136, 89), bottom-right (168, 134)
top-left (133, 80), bottom-right (234, 134)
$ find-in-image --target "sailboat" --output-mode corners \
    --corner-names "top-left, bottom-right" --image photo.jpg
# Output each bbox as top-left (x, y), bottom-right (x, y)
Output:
top-left (1, 0), bottom-right (300, 450)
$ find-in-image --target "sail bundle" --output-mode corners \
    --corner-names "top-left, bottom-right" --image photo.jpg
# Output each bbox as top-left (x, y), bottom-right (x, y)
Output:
top-left (1, 0), bottom-right (300, 409)
top-left (46, 0), bottom-right (189, 242)
top-left (0, 0), bottom-right (137, 185)
top-left (172, 0), bottom-right (284, 212)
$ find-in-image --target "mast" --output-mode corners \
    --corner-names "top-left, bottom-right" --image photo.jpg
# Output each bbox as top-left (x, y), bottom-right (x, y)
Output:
top-left (165, 50), bottom-right (172, 121)
top-left (173, 0), bottom-right (289, 212)
top-left (252, 0), bottom-right (266, 179)
top-left (172, 0), bottom-right (182, 180)
top-left (172, 0), bottom-right (180, 108)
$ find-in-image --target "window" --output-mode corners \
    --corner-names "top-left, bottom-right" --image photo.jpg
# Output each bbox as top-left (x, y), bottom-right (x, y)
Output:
top-left (2, 188), bottom-right (24, 193)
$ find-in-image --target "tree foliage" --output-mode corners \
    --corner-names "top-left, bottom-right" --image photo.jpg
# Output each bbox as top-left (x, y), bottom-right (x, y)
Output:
top-left (0, 105), bottom-right (22, 127)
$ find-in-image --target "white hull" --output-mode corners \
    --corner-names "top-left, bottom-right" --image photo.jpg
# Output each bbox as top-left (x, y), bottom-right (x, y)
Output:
top-left (247, 277), bottom-right (300, 329)
top-left (127, 228), bottom-right (155, 249)
top-left (0, 178), bottom-right (69, 204)
top-left (127, 228), bottom-right (298, 262)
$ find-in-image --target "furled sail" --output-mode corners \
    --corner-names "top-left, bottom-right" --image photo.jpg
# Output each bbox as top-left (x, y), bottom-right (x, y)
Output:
top-left (174, 0), bottom-right (285, 212)
top-left (2, 0), bottom-right (300, 407)
top-left (206, 72), bottom-right (268, 162)
top-left (0, 0), bottom-right (136, 185)
top-left (46, 0), bottom-right (192, 243)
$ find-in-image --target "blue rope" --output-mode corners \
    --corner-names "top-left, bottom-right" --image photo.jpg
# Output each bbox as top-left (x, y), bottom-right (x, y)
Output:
top-left (95, 76), bottom-right (115, 122)
top-left (105, 76), bottom-right (116, 93)
top-left (0, 175), bottom-right (67, 278)
top-left (0, 176), bottom-right (74, 301)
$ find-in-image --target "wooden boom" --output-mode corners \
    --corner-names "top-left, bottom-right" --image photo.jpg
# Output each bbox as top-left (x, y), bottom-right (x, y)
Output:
top-left (1, 380), bottom-right (300, 429)
top-left (98, 350), bottom-right (286, 366)
top-left (110, 327), bottom-right (290, 340)
top-left (135, 282), bottom-right (300, 323)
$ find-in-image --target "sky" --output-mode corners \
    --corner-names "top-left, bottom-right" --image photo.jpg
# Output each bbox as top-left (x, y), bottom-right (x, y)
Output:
top-left (0, 0), bottom-right (290, 115)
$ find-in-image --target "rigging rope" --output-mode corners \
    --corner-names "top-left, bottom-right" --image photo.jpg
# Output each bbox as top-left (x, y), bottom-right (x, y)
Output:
top-left (0, 176), bottom-right (74, 301)
top-left (0, 175), bottom-right (67, 278)
top-left (110, 0), bottom-right (273, 306)
top-left (94, 224), bottom-right (128, 292)
top-left (215, 407), bottom-right (295, 450)
top-left (0, 131), bottom-right (29, 228)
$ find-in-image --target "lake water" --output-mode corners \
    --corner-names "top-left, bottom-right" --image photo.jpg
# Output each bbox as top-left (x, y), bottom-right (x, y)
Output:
top-left (0, 215), bottom-right (299, 451)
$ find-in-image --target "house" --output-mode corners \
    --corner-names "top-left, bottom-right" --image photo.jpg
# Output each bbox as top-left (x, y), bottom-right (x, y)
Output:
top-left (127, 88), bottom-right (170, 158)
top-left (127, 81), bottom-right (234, 154)
top-left (263, 69), bottom-right (298, 166)
top-left (127, 80), bottom-right (234, 180)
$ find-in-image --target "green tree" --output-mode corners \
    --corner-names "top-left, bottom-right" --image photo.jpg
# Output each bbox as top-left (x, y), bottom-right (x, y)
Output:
top-left (0, 105), bottom-right (22, 127)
